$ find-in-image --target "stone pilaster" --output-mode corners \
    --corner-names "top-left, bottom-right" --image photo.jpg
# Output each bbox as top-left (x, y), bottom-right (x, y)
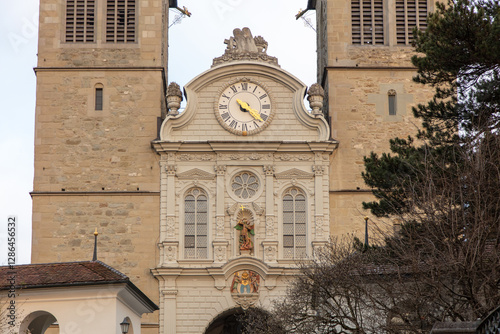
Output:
top-left (263, 165), bottom-right (275, 238)
top-left (313, 165), bottom-right (325, 239)
top-left (215, 165), bottom-right (227, 239)
top-left (166, 164), bottom-right (177, 240)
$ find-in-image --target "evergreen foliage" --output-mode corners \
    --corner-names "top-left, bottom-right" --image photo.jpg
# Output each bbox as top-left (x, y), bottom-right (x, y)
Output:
top-left (363, 0), bottom-right (500, 216)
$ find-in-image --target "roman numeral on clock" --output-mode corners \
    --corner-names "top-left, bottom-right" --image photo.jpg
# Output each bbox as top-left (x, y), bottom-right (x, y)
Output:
top-left (259, 94), bottom-right (268, 100)
top-left (241, 83), bottom-right (248, 91)
top-left (219, 104), bottom-right (228, 109)
top-left (261, 113), bottom-right (268, 121)
top-left (229, 120), bottom-right (238, 129)
top-left (230, 85), bottom-right (238, 93)
top-left (242, 123), bottom-right (248, 132)
top-left (221, 112), bottom-right (230, 121)
top-left (262, 104), bottom-right (270, 109)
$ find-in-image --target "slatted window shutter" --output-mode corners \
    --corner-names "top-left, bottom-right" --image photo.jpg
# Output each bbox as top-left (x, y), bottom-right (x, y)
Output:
top-left (396, 0), bottom-right (428, 45)
top-left (352, 0), bottom-right (384, 45)
top-left (106, 0), bottom-right (136, 43)
top-left (65, 0), bottom-right (95, 43)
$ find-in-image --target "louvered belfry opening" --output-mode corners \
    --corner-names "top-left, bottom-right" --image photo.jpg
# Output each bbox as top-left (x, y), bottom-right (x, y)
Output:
top-left (352, 0), bottom-right (384, 45)
top-left (396, 0), bottom-right (428, 45)
top-left (106, 0), bottom-right (136, 43)
top-left (65, 0), bottom-right (95, 43)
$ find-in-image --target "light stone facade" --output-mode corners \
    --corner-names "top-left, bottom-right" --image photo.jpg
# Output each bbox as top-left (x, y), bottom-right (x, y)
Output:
top-left (31, 0), bottom-right (437, 333)
top-left (152, 60), bottom-right (335, 333)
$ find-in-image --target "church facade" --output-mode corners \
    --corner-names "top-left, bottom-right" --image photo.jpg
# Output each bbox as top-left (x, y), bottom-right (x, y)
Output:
top-left (30, 0), bottom-right (435, 333)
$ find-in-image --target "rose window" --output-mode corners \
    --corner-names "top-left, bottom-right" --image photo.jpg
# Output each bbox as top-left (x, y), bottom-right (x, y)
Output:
top-left (231, 172), bottom-right (260, 199)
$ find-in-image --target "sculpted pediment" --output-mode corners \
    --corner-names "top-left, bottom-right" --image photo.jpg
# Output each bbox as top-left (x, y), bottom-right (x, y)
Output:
top-left (275, 168), bottom-right (314, 179)
top-left (176, 168), bottom-right (215, 180)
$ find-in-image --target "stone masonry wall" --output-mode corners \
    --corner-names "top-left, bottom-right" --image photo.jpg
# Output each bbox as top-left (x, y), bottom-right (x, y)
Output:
top-left (33, 70), bottom-right (162, 192)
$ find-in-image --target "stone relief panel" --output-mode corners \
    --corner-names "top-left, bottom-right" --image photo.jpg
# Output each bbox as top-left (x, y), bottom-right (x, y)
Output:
top-left (274, 153), bottom-right (313, 162)
top-left (265, 216), bottom-right (275, 237)
top-left (162, 242), bottom-right (178, 264)
top-left (263, 243), bottom-right (277, 262)
top-left (166, 216), bottom-right (175, 239)
top-left (213, 243), bottom-right (227, 263)
top-left (218, 153), bottom-right (272, 161)
top-left (315, 216), bottom-right (324, 238)
top-left (216, 216), bottom-right (225, 238)
top-left (176, 153), bottom-right (215, 161)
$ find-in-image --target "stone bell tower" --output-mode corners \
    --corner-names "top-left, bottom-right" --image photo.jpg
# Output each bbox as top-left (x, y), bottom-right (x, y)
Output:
top-left (307, 0), bottom-right (436, 236)
top-left (31, 0), bottom-right (179, 332)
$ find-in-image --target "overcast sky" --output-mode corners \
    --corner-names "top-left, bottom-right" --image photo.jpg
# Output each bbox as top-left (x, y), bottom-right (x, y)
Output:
top-left (0, 0), bottom-right (317, 265)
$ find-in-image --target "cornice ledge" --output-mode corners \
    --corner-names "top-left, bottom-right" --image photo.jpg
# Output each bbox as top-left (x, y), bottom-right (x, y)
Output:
top-left (150, 268), bottom-right (183, 277)
top-left (151, 141), bottom-right (182, 153)
top-left (307, 142), bottom-right (338, 152)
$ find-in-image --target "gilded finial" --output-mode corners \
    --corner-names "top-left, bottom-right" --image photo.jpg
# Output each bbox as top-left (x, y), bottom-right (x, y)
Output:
top-left (364, 216), bottom-right (369, 221)
top-left (94, 228), bottom-right (98, 236)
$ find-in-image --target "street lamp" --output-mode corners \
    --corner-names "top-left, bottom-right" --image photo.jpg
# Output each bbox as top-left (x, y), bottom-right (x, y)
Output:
top-left (120, 318), bottom-right (130, 334)
top-left (364, 216), bottom-right (369, 251)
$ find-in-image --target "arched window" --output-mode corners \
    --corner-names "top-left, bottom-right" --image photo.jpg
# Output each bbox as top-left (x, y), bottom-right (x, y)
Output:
top-left (388, 89), bottom-right (397, 115)
top-left (283, 187), bottom-right (307, 259)
top-left (184, 188), bottom-right (208, 259)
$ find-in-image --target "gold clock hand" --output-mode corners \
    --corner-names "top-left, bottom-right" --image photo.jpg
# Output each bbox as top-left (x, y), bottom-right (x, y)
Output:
top-left (236, 99), bottom-right (264, 122)
top-left (236, 99), bottom-right (250, 111)
top-left (249, 107), bottom-right (264, 122)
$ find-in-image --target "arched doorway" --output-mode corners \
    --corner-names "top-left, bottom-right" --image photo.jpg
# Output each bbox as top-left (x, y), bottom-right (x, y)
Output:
top-left (205, 308), bottom-right (244, 334)
top-left (19, 310), bottom-right (59, 334)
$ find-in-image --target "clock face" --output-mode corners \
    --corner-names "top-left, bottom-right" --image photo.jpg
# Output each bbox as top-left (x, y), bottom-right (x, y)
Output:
top-left (215, 80), bottom-right (273, 136)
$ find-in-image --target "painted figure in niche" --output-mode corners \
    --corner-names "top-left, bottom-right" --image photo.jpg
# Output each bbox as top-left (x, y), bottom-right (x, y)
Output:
top-left (234, 217), bottom-right (254, 251)
top-left (231, 270), bottom-right (260, 294)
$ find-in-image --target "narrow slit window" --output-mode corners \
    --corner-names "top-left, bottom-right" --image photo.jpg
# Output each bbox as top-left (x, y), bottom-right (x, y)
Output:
top-left (388, 89), bottom-right (397, 115)
top-left (95, 87), bottom-right (103, 110)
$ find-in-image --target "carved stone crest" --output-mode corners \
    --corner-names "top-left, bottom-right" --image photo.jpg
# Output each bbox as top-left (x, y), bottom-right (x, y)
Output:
top-left (230, 270), bottom-right (261, 309)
